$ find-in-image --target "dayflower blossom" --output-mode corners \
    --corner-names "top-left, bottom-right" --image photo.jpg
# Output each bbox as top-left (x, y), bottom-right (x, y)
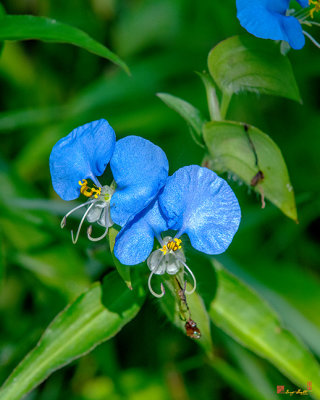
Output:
top-left (49, 119), bottom-right (168, 242)
top-left (236, 0), bottom-right (320, 50)
top-left (114, 165), bottom-right (241, 297)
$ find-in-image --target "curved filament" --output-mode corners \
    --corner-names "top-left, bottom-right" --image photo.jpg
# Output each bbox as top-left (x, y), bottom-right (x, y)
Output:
top-left (181, 261), bottom-right (197, 295)
top-left (87, 225), bottom-right (109, 242)
top-left (71, 203), bottom-right (95, 244)
top-left (303, 30), bottom-right (320, 47)
top-left (60, 199), bottom-right (96, 229)
top-left (148, 254), bottom-right (165, 298)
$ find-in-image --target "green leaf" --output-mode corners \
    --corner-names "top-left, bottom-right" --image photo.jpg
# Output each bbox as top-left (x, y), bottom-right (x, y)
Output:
top-left (108, 226), bottom-right (132, 290)
top-left (210, 261), bottom-right (320, 396)
top-left (0, 15), bottom-right (129, 74)
top-left (208, 35), bottom-right (301, 102)
top-left (0, 272), bottom-right (145, 400)
top-left (12, 245), bottom-right (90, 299)
top-left (157, 92), bottom-right (206, 147)
top-left (203, 120), bottom-right (297, 221)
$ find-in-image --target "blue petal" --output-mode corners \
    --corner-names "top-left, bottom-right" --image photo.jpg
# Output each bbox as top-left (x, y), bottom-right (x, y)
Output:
top-left (280, 15), bottom-right (305, 49)
top-left (114, 198), bottom-right (168, 265)
top-left (159, 166), bottom-right (241, 255)
top-left (110, 136), bottom-right (169, 227)
top-left (49, 119), bottom-right (116, 201)
top-left (296, 0), bottom-right (309, 7)
top-left (237, 0), bottom-right (288, 41)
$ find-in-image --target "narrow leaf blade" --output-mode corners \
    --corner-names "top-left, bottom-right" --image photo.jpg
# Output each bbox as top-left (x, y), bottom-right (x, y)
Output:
top-left (0, 272), bottom-right (145, 400)
top-left (210, 261), bottom-right (320, 396)
top-left (157, 92), bottom-right (207, 146)
top-left (203, 120), bottom-right (297, 221)
top-left (208, 35), bottom-right (301, 101)
top-left (0, 15), bottom-right (129, 73)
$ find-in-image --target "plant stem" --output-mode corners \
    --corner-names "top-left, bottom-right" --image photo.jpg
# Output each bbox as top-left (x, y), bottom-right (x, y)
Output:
top-left (220, 92), bottom-right (232, 120)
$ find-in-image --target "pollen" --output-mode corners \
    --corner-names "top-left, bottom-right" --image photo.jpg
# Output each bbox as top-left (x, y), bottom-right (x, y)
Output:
top-left (160, 238), bottom-right (182, 255)
top-left (309, 0), bottom-right (320, 18)
top-left (78, 179), bottom-right (102, 199)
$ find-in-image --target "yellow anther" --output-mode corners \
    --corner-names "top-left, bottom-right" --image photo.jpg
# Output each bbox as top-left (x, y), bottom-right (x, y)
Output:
top-left (309, 0), bottom-right (320, 18)
top-left (78, 179), bottom-right (101, 199)
top-left (160, 238), bottom-right (182, 254)
top-left (160, 245), bottom-right (167, 255)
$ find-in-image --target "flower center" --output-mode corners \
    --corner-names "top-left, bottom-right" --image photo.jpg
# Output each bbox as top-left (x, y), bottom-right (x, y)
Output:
top-left (79, 179), bottom-right (101, 199)
top-left (309, 0), bottom-right (320, 18)
top-left (160, 238), bottom-right (182, 255)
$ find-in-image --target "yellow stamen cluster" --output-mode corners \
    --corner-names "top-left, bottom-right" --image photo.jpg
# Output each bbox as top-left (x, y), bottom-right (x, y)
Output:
top-left (309, 0), bottom-right (320, 18)
top-left (78, 179), bottom-right (101, 199)
top-left (160, 238), bottom-right (182, 255)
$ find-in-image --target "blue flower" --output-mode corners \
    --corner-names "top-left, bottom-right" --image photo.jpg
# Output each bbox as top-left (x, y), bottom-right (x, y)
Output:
top-left (236, 0), bottom-right (312, 50)
top-left (114, 165), bottom-right (241, 297)
top-left (49, 120), bottom-right (169, 243)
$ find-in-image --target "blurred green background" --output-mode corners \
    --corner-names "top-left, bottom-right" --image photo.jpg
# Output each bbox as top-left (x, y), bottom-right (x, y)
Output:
top-left (0, 0), bottom-right (319, 399)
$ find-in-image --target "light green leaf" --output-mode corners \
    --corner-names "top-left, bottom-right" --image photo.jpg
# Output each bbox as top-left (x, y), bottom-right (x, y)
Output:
top-left (0, 272), bottom-right (145, 400)
top-left (208, 35), bottom-right (301, 101)
top-left (157, 92), bottom-right (206, 147)
top-left (0, 15), bottom-right (129, 74)
top-left (210, 261), bottom-right (320, 397)
top-left (203, 120), bottom-right (297, 221)
top-left (108, 226), bottom-right (132, 290)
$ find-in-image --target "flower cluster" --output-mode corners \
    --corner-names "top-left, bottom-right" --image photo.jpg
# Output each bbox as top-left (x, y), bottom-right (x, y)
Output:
top-left (236, 0), bottom-right (320, 50)
top-left (50, 119), bottom-right (241, 296)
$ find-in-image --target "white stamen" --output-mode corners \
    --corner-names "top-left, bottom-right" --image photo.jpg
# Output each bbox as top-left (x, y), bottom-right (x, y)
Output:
top-left (87, 225), bottom-right (109, 241)
top-left (148, 254), bottom-right (166, 298)
top-left (71, 203), bottom-right (95, 244)
top-left (181, 261), bottom-right (197, 295)
top-left (60, 199), bottom-right (96, 228)
top-left (303, 30), bottom-right (320, 47)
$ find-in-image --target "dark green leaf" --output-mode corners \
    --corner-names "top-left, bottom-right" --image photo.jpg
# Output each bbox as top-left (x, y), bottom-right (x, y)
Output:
top-left (203, 120), bottom-right (297, 221)
top-left (210, 261), bottom-right (320, 396)
top-left (208, 35), bottom-right (301, 102)
top-left (0, 15), bottom-right (129, 74)
top-left (0, 272), bottom-right (145, 400)
top-left (157, 92), bottom-right (206, 147)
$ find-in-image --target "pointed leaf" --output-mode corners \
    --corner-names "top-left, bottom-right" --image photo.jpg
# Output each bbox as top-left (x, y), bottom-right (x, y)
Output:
top-left (157, 92), bottom-right (206, 146)
top-left (210, 261), bottom-right (320, 396)
top-left (203, 120), bottom-right (297, 221)
top-left (208, 35), bottom-right (300, 101)
top-left (0, 15), bottom-right (129, 74)
top-left (0, 272), bottom-right (145, 400)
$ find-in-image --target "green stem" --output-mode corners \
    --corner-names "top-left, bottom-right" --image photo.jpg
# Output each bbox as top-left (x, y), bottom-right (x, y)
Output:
top-left (220, 92), bottom-right (232, 120)
top-left (198, 71), bottom-right (221, 121)
top-left (207, 84), bottom-right (222, 121)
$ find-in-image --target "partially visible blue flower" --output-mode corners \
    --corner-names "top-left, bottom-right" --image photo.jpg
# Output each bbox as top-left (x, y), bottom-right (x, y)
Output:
top-left (114, 165), bottom-right (241, 297)
top-left (236, 0), bottom-right (313, 50)
top-left (49, 120), bottom-right (169, 244)
top-left (50, 119), bottom-right (116, 201)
